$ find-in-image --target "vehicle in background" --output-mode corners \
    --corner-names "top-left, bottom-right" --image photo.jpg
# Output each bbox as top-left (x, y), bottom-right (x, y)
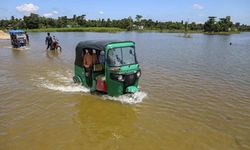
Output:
top-left (9, 30), bottom-right (27, 48)
top-left (51, 38), bottom-right (62, 51)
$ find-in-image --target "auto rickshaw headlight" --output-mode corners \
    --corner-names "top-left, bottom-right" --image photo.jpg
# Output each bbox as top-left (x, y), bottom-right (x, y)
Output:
top-left (136, 70), bottom-right (141, 78)
top-left (118, 75), bottom-right (124, 81)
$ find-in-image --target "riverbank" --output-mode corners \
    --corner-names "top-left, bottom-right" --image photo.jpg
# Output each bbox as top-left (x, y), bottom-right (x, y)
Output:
top-left (27, 27), bottom-right (241, 35)
top-left (204, 31), bottom-right (240, 35)
top-left (143, 28), bottom-right (240, 34)
top-left (27, 27), bottom-right (125, 32)
top-left (142, 29), bottom-right (204, 33)
top-left (27, 27), bottom-right (203, 33)
top-left (0, 30), bottom-right (10, 40)
top-left (4, 27), bottom-right (241, 35)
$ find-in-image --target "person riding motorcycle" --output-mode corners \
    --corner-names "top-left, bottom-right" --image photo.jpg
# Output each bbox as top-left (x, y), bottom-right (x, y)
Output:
top-left (52, 36), bottom-right (58, 49)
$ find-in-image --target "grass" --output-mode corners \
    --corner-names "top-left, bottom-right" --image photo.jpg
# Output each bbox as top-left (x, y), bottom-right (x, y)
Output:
top-left (27, 27), bottom-right (125, 32)
top-left (204, 31), bottom-right (240, 35)
top-left (142, 29), bottom-right (240, 34)
top-left (25, 27), bottom-right (241, 35)
top-left (135, 28), bottom-right (205, 34)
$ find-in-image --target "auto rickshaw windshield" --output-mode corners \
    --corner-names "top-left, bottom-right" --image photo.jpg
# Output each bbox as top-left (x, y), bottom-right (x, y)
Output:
top-left (108, 46), bottom-right (137, 67)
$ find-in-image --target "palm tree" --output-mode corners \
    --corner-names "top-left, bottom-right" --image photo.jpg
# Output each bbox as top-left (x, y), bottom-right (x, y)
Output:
top-left (135, 15), bottom-right (143, 29)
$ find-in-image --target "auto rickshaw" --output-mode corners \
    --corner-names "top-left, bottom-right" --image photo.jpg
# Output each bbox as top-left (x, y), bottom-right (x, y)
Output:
top-left (9, 30), bottom-right (27, 48)
top-left (73, 40), bottom-right (141, 96)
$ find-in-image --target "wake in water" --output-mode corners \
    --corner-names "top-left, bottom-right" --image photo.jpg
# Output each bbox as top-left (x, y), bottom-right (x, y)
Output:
top-left (34, 70), bottom-right (89, 92)
top-left (33, 70), bottom-right (147, 104)
top-left (40, 81), bottom-right (90, 92)
top-left (3, 46), bottom-right (31, 50)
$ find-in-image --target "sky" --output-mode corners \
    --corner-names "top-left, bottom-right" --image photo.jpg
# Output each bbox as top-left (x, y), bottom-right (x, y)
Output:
top-left (1, 0), bottom-right (250, 25)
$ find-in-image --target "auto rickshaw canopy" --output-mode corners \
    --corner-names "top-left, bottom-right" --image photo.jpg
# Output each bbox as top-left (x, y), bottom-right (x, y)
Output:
top-left (9, 30), bottom-right (25, 35)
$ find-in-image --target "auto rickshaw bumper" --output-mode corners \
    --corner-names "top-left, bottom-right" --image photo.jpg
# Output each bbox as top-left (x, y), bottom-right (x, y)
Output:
top-left (126, 86), bottom-right (138, 93)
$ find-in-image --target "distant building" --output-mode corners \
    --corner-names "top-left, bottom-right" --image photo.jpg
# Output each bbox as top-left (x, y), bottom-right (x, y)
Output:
top-left (138, 25), bottom-right (144, 30)
top-left (133, 24), bottom-right (144, 30)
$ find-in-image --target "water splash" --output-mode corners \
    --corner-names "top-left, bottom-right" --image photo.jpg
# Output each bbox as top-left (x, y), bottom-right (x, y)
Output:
top-left (3, 46), bottom-right (13, 49)
top-left (3, 46), bottom-right (31, 50)
top-left (34, 70), bottom-right (147, 103)
top-left (102, 91), bottom-right (147, 104)
top-left (34, 71), bottom-right (89, 93)
top-left (40, 82), bottom-right (89, 92)
top-left (48, 72), bottom-right (70, 83)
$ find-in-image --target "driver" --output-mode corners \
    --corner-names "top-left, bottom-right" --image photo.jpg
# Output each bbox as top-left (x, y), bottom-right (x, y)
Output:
top-left (83, 49), bottom-right (93, 86)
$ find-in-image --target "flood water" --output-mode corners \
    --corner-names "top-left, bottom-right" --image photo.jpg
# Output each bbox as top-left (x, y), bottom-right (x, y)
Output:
top-left (1, 32), bottom-right (250, 150)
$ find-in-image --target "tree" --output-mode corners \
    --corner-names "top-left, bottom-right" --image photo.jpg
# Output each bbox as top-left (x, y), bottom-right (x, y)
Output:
top-left (46, 18), bottom-right (57, 28)
top-left (204, 16), bottom-right (234, 32)
top-left (73, 14), bottom-right (76, 22)
top-left (184, 21), bottom-right (188, 32)
top-left (224, 16), bottom-right (233, 31)
top-left (106, 18), bottom-right (111, 27)
top-left (0, 14), bottom-right (249, 32)
top-left (135, 15), bottom-right (143, 27)
top-left (204, 16), bottom-right (217, 32)
top-left (57, 16), bottom-right (68, 27)
top-left (118, 16), bottom-right (133, 31)
top-left (76, 14), bottom-right (86, 26)
top-left (23, 13), bottom-right (40, 29)
top-left (235, 22), bottom-right (240, 30)
top-left (135, 15), bottom-right (142, 22)
top-left (143, 19), bottom-right (154, 29)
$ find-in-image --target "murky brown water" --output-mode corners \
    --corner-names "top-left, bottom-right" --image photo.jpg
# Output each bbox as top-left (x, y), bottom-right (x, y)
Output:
top-left (1, 32), bottom-right (250, 150)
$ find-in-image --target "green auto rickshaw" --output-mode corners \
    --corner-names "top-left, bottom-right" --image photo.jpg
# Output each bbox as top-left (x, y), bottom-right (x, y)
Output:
top-left (73, 40), bottom-right (141, 96)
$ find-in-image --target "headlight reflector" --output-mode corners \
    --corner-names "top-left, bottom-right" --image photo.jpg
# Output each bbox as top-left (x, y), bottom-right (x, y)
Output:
top-left (118, 75), bottom-right (124, 81)
top-left (136, 70), bottom-right (141, 78)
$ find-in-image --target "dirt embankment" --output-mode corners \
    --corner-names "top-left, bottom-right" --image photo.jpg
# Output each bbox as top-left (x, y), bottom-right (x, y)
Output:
top-left (0, 30), bottom-right (10, 40)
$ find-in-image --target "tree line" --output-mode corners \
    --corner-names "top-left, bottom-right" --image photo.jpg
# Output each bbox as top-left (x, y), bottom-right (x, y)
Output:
top-left (204, 16), bottom-right (250, 32)
top-left (0, 13), bottom-right (250, 32)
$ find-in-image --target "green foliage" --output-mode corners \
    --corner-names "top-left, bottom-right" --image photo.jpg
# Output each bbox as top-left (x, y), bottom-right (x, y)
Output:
top-left (1, 13), bottom-right (250, 33)
top-left (23, 13), bottom-right (40, 29)
top-left (27, 27), bottom-right (124, 32)
top-left (204, 16), bottom-right (239, 33)
top-left (135, 15), bottom-right (143, 29)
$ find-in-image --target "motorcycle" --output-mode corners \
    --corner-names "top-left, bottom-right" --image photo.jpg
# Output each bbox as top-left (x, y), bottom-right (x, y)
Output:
top-left (51, 40), bottom-right (62, 52)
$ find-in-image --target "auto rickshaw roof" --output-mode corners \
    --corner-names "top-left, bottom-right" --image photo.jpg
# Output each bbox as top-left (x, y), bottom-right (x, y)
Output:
top-left (9, 30), bottom-right (25, 35)
top-left (75, 40), bottom-right (134, 52)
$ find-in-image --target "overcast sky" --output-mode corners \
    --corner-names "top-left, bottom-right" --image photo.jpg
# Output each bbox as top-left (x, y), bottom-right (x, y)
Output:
top-left (1, 0), bottom-right (250, 24)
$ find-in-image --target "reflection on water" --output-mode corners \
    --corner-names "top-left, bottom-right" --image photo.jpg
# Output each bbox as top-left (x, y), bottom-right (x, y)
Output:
top-left (76, 97), bottom-right (138, 149)
top-left (1, 32), bottom-right (250, 150)
top-left (46, 49), bottom-right (61, 58)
